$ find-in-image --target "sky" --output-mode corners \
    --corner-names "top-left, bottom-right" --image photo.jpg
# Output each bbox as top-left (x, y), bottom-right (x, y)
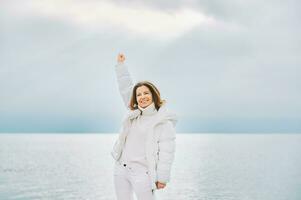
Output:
top-left (0, 0), bottom-right (300, 133)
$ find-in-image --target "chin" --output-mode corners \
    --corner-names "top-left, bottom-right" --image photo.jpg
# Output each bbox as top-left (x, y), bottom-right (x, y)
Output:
top-left (140, 103), bottom-right (150, 108)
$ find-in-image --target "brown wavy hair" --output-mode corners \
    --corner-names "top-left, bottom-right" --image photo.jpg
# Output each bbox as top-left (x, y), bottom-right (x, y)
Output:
top-left (129, 81), bottom-right (166, 111)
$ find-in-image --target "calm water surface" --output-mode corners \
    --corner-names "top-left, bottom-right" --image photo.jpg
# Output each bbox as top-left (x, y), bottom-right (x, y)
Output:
top-left (0, 134), bottom-right (300, 200)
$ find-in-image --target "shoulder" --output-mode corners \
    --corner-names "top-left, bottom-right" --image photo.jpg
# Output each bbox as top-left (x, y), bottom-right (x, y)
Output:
top-left (123, 109), bottom-right (141, 120)
top-left (155, 103), bottom-right (178, 127)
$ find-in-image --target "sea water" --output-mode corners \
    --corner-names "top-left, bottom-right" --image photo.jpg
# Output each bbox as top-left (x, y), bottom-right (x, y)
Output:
top-left (0, 134), bottom-right (300, 200)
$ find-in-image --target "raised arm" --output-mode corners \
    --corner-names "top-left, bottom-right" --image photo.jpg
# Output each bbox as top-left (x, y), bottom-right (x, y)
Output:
top-left (115, 53), bottom-right (135, 109)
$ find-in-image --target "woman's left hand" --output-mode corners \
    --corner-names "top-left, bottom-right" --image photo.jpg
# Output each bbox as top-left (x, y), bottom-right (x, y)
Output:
top-left (156, 181), bottom-right (166, 189)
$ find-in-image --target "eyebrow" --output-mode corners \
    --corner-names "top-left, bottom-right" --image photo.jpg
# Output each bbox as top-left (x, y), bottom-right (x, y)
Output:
top-left (137, 91), bottom-right (150, 94)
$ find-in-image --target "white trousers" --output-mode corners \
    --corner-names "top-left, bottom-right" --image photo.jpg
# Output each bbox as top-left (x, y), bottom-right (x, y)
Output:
top-left (113, 161), bottom-right (156, 200)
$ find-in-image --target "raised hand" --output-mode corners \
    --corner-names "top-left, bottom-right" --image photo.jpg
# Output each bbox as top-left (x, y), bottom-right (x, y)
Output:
top-left (117, 53), bottom-right (125, 64)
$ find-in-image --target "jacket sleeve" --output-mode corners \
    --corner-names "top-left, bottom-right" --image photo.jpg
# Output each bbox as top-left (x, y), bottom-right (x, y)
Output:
top-left (156, 121), bottom-right (176, 183)
top-left (115, 63), bottom-right (135, 109)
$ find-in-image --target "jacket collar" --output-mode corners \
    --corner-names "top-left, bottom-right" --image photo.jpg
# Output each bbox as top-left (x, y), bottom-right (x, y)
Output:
top-left (138, 102), bottom-right (157, 116)
top-left (125, 101), bottom-right (178, 127)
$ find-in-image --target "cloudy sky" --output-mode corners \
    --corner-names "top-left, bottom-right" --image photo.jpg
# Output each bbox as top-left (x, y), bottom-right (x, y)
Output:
top-left (0, 0), bottom-right (300, 133)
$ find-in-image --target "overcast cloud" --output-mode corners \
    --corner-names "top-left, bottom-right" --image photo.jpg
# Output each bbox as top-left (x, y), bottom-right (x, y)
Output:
top-left (0, 0), bottom-right (300, 133)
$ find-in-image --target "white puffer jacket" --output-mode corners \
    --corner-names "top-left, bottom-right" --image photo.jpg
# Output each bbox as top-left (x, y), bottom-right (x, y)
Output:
top-left (111, 63), bottom-right (178, 190)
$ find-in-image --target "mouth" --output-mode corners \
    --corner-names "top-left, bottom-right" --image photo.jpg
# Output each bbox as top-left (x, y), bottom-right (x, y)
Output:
top-left (141, 100), bottom-right (149, 104)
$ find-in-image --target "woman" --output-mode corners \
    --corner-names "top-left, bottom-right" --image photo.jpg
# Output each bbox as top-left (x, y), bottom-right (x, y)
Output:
top-left (111, 53), bottom-right (178, 200)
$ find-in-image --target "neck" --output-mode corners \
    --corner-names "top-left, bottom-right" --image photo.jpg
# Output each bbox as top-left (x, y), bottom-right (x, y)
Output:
top-left (138, 102), bottom-right (157, 116)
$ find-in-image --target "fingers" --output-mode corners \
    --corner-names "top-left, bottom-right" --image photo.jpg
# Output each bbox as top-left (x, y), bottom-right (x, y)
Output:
top-left (118, 53), bottom-right (124, 59)
top-left (156, 182), bottom-right (166, 189)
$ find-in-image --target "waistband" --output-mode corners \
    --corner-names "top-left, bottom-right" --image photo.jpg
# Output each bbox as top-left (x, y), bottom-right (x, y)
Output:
top-left (116, 161), bottom-right (157, 191)
top-left (116, 160), bottom-right (149, 172)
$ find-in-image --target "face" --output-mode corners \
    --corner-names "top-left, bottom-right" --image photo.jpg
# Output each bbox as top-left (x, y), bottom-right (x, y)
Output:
top-left (136, 85), bottom-right (153, 108)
